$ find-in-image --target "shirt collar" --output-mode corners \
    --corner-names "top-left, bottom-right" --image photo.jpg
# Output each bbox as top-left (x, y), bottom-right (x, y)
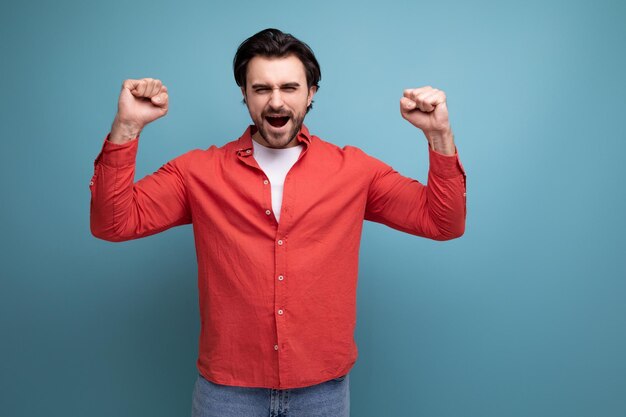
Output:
top-left (236, 124), bottom-right (311, 156)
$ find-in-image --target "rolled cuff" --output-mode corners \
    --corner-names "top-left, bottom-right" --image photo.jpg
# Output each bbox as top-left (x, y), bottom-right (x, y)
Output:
top-left (94, 132), bottom-right (140, 168)
top-left (428, 145), bottom-right (466, 179)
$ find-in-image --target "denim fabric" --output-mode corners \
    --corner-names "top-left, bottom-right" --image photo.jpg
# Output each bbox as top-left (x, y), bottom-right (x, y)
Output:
top-left (191, 373), bottom-right (350, 417)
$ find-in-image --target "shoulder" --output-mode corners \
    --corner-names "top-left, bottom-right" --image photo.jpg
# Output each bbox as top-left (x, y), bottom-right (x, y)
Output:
top-left (310, 134), bottom-right (388, 170)
top-left (161, 144), bottom-right (222, 178)
top-left (311, 134), bottom-right (369, 159)
top-left (169, 147), bottom-right (214, 164)
top-left (177, 134), bottom-right (242, 164)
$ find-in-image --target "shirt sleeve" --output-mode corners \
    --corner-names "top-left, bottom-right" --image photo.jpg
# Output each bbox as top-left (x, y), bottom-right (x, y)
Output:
top-left (364, 145), bottom-right (467, 241)
top-left (89, 133), bottom-right (192, 242)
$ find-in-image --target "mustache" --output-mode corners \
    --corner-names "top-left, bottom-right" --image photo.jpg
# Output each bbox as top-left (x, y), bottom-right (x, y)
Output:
top-left (263, 111), bottom-right (292, 118)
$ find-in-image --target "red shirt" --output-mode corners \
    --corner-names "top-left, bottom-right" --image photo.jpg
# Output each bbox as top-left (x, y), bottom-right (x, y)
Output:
top-left (90, 124), bottom-right (466, 389)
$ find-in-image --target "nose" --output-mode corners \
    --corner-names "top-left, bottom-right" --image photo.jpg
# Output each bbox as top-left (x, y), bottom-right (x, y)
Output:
top-left (268, 88), bottom-right (284, 110)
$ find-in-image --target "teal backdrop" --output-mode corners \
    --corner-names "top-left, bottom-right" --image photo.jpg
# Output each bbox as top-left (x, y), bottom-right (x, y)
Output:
top-left (1, 0), bottom-right (625, 416)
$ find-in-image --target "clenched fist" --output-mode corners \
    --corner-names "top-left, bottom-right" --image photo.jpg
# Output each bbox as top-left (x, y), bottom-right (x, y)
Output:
top-left (400, 86), bottom-right (455, 155)
top-left (109, 78), bottom-right (169, 144)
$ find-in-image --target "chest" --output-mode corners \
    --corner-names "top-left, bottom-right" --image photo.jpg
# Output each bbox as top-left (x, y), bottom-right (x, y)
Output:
top-left (186, 152), bottom-right (370, 233)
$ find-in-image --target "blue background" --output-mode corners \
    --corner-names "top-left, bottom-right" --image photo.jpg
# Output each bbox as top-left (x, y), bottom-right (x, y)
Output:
top-left (1, 0), bottom-right (625, 416)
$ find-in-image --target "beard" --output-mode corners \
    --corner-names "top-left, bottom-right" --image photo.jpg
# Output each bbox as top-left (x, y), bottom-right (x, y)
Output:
top-left (255, 108), bottom-right (306, 149)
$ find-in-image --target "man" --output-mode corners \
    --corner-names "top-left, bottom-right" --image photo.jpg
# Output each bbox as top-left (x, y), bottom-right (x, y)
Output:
top-left (90, 28), bottom-right (466, 417)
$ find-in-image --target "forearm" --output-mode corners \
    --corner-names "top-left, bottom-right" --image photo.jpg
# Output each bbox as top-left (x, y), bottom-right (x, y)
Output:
top-left (425, 128), bottom-right (456, 156)
top-left (423, 147), bottom-right (466, 240)
top-left (108, 116), bottom-right (142, 144)
top-left (90, 135), bottom-right (142, 241)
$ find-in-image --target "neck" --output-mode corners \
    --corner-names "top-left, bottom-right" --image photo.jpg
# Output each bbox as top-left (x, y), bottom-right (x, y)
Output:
top-left (252, 130), bottom-right (299, 149)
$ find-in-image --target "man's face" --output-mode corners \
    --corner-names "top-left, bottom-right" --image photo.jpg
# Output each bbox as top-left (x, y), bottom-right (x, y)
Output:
top-left (242, 55), bottom-right (317, 148)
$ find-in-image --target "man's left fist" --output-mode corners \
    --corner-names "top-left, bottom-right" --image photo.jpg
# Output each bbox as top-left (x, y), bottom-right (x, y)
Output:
top-left (400, 86), bottom-right (450, 135)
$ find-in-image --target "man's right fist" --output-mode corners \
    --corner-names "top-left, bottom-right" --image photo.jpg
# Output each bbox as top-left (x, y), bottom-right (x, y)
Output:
top-left (118, 78), bottom-right (169, 127)
top-left (109, 78), bottom-right (169, 144)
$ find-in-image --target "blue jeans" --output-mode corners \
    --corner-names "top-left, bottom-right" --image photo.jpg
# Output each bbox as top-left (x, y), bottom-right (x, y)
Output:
top-left (191, 372), bottom-right (350, 417)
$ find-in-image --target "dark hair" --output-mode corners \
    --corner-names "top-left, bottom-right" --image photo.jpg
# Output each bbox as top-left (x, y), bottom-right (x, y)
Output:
top-left (233, 28), bottom-right (321, 112)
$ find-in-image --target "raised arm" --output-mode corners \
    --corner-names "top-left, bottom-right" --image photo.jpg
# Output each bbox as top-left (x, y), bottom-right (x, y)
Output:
top-left (89, 78), bottom-right (191, 242)
top-left (364, 86), bottom-right (466, 240)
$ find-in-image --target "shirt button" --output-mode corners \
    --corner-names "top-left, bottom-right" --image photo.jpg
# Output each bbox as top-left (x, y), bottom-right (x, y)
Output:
top-left (263, 179), bottom-right (269, 185)
top-left (274, 344), bottom-right (279, 350)
top-left (265, 210), bottom-right (271, 215)
top-left (89, 181), bottom-right (94, 186)
top-left (277, 309), bottom-right (284, 315)
top-left (278, 275), bottom-right (284, 281)
top-left (277, 239), bottom-right (283, 246)
top-left (246, 149), bottom-right (251, 154)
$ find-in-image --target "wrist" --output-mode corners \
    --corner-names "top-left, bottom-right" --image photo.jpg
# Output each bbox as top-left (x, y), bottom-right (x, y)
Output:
top-left (425, 128), bottom-right (455, 155)
top-left (109, 116), bottom-right (143, 144)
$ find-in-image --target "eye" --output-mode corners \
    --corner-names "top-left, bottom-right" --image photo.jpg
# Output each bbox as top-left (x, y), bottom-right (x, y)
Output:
top-left (283, 86), bottom-right (297, 92)
top-left (255, 87), bottom-right (270, 93)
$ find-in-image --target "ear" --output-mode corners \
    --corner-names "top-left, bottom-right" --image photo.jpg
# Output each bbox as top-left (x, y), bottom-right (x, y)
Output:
top-left (240, 86), bottom-right (247, 104)
top-left (307, 86), bottom-right (318, 107)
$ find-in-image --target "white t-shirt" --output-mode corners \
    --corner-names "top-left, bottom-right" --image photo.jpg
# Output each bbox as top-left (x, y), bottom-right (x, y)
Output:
top-left (252, 139), bottom-right (303, 222)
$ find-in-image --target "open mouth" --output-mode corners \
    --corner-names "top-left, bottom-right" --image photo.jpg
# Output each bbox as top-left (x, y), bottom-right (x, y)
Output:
top-left (265, 115), bottom-right (290, 128)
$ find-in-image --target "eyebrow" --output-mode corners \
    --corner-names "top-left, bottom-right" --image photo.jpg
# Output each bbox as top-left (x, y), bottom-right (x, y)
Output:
top-left (251, 82), bottom-right (301, 89)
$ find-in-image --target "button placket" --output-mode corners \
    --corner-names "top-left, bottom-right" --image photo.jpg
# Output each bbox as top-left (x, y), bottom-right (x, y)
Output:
top-left (274, 232), bottom-right (288, 380)
top-left (259, 173), bottom-right (273, 223)
top-left (271, 144), bottom-right (303, 385)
